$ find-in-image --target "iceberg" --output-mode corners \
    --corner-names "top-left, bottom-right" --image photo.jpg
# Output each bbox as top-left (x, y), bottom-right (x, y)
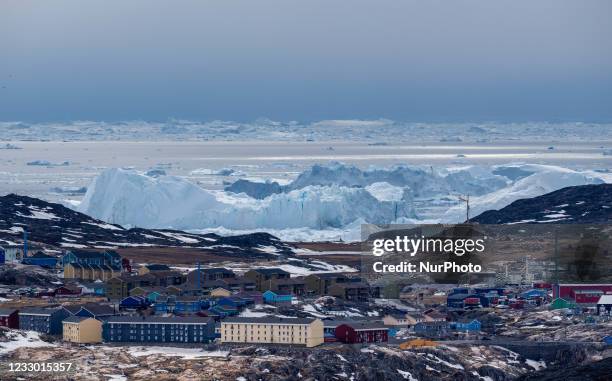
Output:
top-left (78, 163), bottom-right (609, 237)
top-left (78, 168), bottom-right (416, 230)
top-left (442, 165), bottom-right (605, 222)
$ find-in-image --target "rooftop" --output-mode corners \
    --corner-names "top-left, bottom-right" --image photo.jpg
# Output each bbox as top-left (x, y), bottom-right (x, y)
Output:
top-left (0, 308), bottom-right (17, 316)
top-left (223, 317), bottom-right (316, 325)
top-left (250, 268), bottom-right (290, 276)
top-left (63, 316), bottom-right (90, 323)
top-left (106, 316), bottom-right (213, 324)
top-left (19, 307), bottom-right (61, 315)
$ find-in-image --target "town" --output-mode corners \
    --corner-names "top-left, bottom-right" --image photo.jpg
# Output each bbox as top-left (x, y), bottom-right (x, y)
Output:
top-left (1, 242), bottom-right (611, 355)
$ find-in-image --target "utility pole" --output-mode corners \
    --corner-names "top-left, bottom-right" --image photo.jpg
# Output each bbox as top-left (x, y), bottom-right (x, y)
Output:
top-left (459, 195), bottom-right (470, 222)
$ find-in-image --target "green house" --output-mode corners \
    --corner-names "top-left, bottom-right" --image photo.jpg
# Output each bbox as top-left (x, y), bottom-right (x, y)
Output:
top-left (550, 298), bottom-right (575, 310)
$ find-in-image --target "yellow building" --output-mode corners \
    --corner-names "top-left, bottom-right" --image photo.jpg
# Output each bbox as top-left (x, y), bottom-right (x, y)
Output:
top-left (210, 287), bottom-right (232, 297)
top-left (221, 317), bottom-right (324, 347)
top-left (62, 316), bottom-right (102, 344)
top-left (64, 263), bottom-right (120, 282)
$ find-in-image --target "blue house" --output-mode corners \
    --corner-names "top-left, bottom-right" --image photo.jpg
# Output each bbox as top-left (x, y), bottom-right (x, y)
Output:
top-left (520, 289), bottom-right (547, 299)
top-left (414, 321), bottom-right (450, 338)
top-left (207, 304), bottom-right (238, 317)
top-left (75, 304), bottom-right (116, 320)
top-left (263, 290), bottom-right (292, 305)
top-left (103, 316), bottom-right (215, 343)
top-left (22, 252), bottom-right (58, 268)
top-left (19, 307), bottom-right (70, 334)
top-left (174, 297), bottom-right (202, 314)
top-left (216, 296), bottom-right (249, 309)
top-left (119, 295), bottom-right (149, 310)
top-left (450, 319), bottom-right (481, 332)
top-left (154, 300), bottom-right (171, 314)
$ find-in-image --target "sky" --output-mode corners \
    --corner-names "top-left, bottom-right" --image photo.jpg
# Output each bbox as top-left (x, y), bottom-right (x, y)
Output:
top-left (1, 0), bottom-right (611, 123)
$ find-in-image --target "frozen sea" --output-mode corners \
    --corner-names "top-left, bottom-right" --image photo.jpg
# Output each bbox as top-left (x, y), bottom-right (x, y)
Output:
top-left (1, 140), bottom-right (610, 204)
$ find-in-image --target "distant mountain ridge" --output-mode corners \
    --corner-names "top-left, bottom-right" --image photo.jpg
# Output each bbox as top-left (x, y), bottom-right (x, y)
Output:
top-left (0, 194), bottom-right (293, 257)
top-left (471, 184), bottom-right (612, 224)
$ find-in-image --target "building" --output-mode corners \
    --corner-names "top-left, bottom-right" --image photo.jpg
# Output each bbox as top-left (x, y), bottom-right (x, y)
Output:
top-left (74, 303), bottom-right (116, 320)
top-left (550, 297), bottom-right (576, 310)
top-left (221, 317), bottom-right (324, 347)
top-left (223, 277), bottom-right (257, 293)
top-left (0, 308), bottom-right (19, 328)
top-left (103, 316), bottom-right (215, 343)
top-left (244, 268), bottom-right (290, 291)
top-left (106, 274), bottom-right (158, 300)
top-left (207, 304), bottom-right (238, 317)
top-left (234, 291), bottom-right (263, 305)
top-left (553, 284), bottom-right (612, 303)
top-left (63, 250), bottom-right (123, 281)
top-left (270, 277), bottom-right (307, 295)
top-left (262, 290), bottom-right (293, 305)
top-left (174, 297), bottom-right (204, 314)
top-left (304, 273), bottom-right (351, 295)
top-left (322, 320), bottom-right (349, 342)
top-left (78, 281), bottom-right (106, 296)
top-left (168, 283), bottom-right (203, 297)
top-left (210, 287), bottom-right (232, 298)
top-left (450, 319), bottom-right (481, 333)
top-left (138, 264), bottom-right (171, 275)
top-left (328, 282), bottom-right (370, 301)
top-left (54, 285), bottom-right (82, 297)
top-left (596, 295), bottom-right (612, 315)
top-left (149, 270), bottom-right (185, 287)
top-left (186, 268), bottom-right (236, 284)
top-left (447, 293), bottom-right (468, 309)
top-left (19, 307), bottom-right (70, 334)
top-left (119, 295), bottom-right (149, 310)
top-left (414, 321), bottom-right (450, 338)
top-left (1, 244), bottom-right (23, 263)
top-left (130, 286), bottom-right (167, 302)
top-left (22, 251), bottom-right (58, 268)
top-left (62, 317), bottom-right (102, 344)
top-left (335, 322), bottom-right (388, 344)
top-left (383, 312), bottom-right (425, 327)
top-left (573, 290), bottom-right (605, 305)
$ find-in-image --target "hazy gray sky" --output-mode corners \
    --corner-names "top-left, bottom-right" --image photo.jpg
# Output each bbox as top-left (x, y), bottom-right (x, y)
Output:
top-left (1, 0), bottom-right (611, 122)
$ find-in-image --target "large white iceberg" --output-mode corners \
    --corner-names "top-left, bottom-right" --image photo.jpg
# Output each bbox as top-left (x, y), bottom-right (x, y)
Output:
top-left (78, 168), bottom-right (416, 230)
top-left (78, 163), bottom-right (609, 235)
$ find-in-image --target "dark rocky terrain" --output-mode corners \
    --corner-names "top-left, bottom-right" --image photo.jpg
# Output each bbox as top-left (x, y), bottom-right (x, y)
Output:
top-left (471, 184), bottom-right (612, 224)
top-left (0, 194), bottom-right (294, 258)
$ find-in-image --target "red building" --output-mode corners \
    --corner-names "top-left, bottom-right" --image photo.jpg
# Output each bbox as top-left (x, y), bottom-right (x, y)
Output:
top-left (335, 322), bottom-right (388, 344)
top-left (533, 282), bottom-right (552, 289)
top-left (573, 290), bottom-right (604, 304)
top-left (553, 284), bottom-right (612, 304)
top-left (0, 308), bottom-right (19, 328)
top-left (54, 285), bottom-right (82, 296)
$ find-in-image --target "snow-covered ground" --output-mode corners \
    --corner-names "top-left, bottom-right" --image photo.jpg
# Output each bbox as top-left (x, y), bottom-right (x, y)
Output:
top-left (126, 346), bottom-right (229, 359)
top-left (0, 330), bottom-right (56, 355)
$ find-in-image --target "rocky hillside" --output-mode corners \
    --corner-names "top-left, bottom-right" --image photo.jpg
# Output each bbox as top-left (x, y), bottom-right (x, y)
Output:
top-left (0, 194), bottom-right (293, 257)
top-left (471, 184), bottom-right (612, 224)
